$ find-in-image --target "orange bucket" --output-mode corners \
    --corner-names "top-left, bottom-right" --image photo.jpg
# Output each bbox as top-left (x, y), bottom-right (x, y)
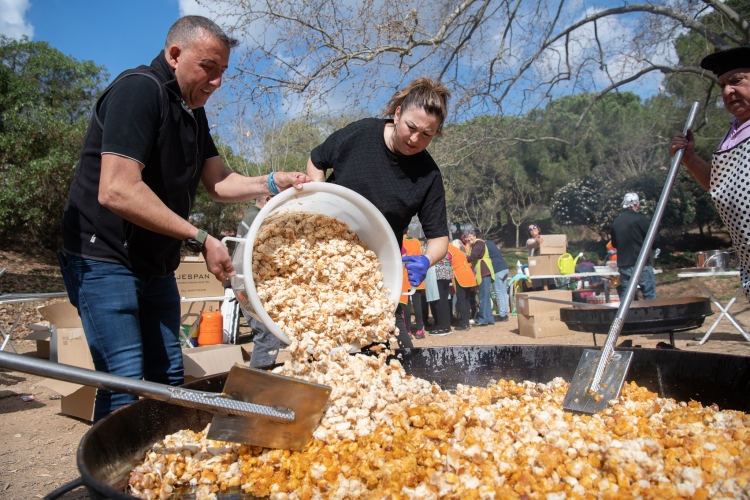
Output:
top-left (197, 310), bottom-right (223, 346)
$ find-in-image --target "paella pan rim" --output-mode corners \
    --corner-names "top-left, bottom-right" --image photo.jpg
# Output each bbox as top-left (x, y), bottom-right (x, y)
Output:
top-left (560, 297), bottom-right (713, 334)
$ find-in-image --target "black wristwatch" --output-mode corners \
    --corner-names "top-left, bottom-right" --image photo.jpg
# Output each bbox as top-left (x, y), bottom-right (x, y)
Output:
top-left (185, 229), bottom-right (208, 253)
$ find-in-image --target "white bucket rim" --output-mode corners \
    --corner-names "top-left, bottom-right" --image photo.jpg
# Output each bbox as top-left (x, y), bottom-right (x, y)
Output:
top-left (241, 182), bottom-right (401, 346)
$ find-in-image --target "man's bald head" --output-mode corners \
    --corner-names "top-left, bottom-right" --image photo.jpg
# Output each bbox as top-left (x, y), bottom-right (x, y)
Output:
top-left (165, 15), bottom-right (239, 51)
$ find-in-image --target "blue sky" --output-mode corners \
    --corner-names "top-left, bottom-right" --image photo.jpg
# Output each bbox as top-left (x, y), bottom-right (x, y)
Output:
top-left (1, 0), bottom-right (675, 122)
top-left (2, 0), bottom-right (196, 81)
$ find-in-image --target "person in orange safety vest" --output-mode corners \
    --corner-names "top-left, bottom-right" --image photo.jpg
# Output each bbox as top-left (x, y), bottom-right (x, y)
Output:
top-left (606, 240), bottom-right (621, 287)
top-left (401, 235), bottom-right (426, 339)
top-left (448, 239), bottom-right (476, 331)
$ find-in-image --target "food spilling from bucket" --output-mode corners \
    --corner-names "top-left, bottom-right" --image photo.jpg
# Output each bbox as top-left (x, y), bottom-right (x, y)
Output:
top-left (251, 211), bottom-right (395, 353)
top-left (127, 209), bottom-right (750, 499)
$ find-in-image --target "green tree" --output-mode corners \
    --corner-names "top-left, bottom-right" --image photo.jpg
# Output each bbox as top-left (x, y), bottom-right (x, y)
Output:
top-left (0, 36), bottom-right (107, 248)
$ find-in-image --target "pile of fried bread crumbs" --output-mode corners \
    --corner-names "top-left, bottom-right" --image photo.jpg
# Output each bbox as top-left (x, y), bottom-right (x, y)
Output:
top-left (129, 349), bottom-right (750, 499)
top-left (252, 211), bottom-right (395, 353)
top-left (128, 210), bottom-right (749, 499)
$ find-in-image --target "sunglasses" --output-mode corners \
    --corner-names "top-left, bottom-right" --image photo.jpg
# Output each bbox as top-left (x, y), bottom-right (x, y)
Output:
top-left (528, 225), bottom-right (539, 231)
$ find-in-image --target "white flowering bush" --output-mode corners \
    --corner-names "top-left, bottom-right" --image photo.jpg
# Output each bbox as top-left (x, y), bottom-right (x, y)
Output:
top-left (551, 177), bottom-right (620, 239)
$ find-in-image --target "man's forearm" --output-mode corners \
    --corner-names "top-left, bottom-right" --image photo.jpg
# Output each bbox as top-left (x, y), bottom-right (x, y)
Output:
top-left (203, 156), bottom-right (313, 201)
top-left (682, 154), bottom-right (711, 191)
top-left (99, 154), bottom-right (200, 241)
top-left (101, 175), bottom-right (199, 240)
top-left (208, 171), bottom-right (269, 202)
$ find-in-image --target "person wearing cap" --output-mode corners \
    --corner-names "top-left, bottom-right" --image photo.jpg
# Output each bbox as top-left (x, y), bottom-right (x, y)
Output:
top-left (526, 224), bottom-right (543, 256)
top-left (671, 45), bottom-right (750, 299)
top-left (611, 193), bottom-right (658, 300)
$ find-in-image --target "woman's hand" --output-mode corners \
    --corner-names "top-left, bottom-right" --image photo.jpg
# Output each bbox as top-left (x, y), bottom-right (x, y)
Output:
top-left (403, 255), bottom-right (430, 286)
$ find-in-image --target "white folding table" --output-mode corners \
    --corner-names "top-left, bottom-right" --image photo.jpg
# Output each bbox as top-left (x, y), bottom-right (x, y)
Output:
top-left (676, 270), bottom-right (750, 345)
top-left (510, 269), bottom-right (663, 316)
top-left (0, 292), bottom-right (68, 353)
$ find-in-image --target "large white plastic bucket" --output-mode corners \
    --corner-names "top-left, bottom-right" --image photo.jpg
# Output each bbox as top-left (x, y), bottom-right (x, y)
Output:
top-left (228, 183), bottom-right (402, 345)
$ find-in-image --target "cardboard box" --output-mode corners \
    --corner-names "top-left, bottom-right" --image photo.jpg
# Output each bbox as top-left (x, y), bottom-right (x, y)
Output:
top-left (39, 380), bottom-right (97, 421)
top-left (539, 234), bottom-right (567, 255)
top-left (517, 312), bottom-right (572, 338)
top-left (36, 302), bottom-right (245, 420)
top-left (183, 344), bottom-right (245, 383)
top-left (176, 255), bottom-right (225, 329)
top-left (25, 323), bottom-right (52, 359)
top-left (36, 301), bottom-right (96, 421)
top-left (515, 290), bottom-right (573, 316)
top-left (175, 255), bottom-right (225, 299)
top-left (527, 254), bottom-right (563, 276)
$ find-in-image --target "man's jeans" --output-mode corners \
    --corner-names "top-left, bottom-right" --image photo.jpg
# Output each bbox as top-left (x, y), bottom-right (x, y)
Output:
top-left (58, 254), bottom-right (184, 422)
top-left (244, 313), bottom-right (283, 368)
top-left (493, 269), bottom-right (509, 317)
top-left (616, 265), bottom-right (657, 300)
top-left (477, 277), bottom-right (495, 325)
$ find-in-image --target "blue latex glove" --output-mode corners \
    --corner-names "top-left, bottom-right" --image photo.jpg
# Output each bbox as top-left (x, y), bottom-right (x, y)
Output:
top-left (402, 255), bottom-right (430, 286)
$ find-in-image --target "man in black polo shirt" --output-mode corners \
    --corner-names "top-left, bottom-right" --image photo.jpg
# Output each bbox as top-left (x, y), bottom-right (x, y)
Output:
top-left (58, 16), bottom-right (311, 421)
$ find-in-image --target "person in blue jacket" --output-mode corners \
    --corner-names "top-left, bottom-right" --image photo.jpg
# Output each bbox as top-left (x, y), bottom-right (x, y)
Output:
top-left (485, 239), bottom-right (509, 321)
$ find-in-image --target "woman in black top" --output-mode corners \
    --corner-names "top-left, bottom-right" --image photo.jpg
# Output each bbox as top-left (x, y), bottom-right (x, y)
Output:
top-left (306, 77), bottom-right (451, 346)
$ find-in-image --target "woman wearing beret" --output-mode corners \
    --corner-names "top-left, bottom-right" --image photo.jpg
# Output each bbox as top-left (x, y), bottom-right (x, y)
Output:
top-left (671, 46), bottom-right (750, 298)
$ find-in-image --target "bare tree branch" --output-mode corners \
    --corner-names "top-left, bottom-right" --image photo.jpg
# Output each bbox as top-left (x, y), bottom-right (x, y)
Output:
top-left (702, 0), bottom-right (749, 41)
top-left (203, 0), bottom-right (746, 128)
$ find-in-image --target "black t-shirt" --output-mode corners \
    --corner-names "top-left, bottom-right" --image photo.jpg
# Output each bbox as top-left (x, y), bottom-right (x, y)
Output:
top-left (310, 118), bottom-right (448, 246)
top-left (611, 209), bottom-right (659, 267)
top-left (98, 75), bottom-right (219, 164)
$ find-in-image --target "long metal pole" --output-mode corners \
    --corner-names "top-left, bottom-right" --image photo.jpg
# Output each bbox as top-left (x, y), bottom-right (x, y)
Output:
top-left (590, 101), bottom-right (700, 392)
top-left (0, 351), bottom-right (294, 422)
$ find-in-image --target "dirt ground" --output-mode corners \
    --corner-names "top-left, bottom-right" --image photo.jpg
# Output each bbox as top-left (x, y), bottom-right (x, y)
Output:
top-left (1, 246), bottom-right (750, 498)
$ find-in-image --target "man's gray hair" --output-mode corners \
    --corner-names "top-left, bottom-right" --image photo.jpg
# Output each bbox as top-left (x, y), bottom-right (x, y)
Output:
top-left (462, 227), bottom-right (476, 237)
top-left (165, 16), bottom-right (239, 51)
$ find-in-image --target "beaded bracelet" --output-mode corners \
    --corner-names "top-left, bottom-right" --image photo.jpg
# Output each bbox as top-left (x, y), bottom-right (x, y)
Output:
top-left (267, 172), bottom-right (280, 195)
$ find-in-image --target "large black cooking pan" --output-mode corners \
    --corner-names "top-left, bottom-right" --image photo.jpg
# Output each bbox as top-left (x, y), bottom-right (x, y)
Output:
top-left (58, 345), bottom-right (750, 499)
top-left (560, 297), bottom-right (713, 346)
